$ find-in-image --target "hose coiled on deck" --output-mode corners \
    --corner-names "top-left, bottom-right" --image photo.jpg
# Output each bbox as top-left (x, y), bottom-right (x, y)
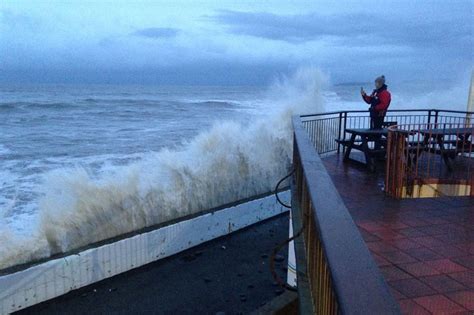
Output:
top-left (274, 169), bottom-right (295, 208)
top-left (269, 167), bottom-right (303, 292)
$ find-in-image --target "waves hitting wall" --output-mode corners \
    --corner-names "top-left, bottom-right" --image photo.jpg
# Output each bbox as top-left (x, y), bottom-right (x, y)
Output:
top-left (0, 68), bottom-right (326, 270)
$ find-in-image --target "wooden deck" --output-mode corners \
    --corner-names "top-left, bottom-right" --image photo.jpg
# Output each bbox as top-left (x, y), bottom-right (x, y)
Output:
top-left (322, 153), bottom-right (474, 314)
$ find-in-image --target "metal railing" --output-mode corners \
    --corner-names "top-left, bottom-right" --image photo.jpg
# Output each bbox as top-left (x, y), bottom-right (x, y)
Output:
top-left (291, 108), bottom-right (474, 313)
top-left (301, 109), bottom-right (474, 155)
top-left (291, 116), bottom-right (400, 314)
top-left (386, 122), bottom-right (474, 198)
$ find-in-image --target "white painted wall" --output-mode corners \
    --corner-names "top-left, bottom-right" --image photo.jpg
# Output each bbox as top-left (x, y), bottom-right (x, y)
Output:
top-left (287, 212), bottom-right (297, 287)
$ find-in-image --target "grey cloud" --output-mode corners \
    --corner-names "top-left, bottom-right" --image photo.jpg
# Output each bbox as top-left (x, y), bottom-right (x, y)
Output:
top-left (212, 10), bottom-right (375, 43)
top-left (131, 27), bottom-right (180, 39)
top-left (211, 10), bottom-right (472, 51)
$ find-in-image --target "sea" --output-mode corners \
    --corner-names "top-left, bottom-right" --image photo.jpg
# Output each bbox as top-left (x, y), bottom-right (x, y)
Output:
top-left (0, 68), bottom-right (468, 269)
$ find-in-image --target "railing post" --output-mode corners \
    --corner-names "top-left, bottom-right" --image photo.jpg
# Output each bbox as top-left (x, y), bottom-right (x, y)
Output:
top-left (385, 129), bottom-right (392, 194)
top-left (428, 110), bottom-right (432, 126)
top-left (337, 112), bottom-right (343, 154)
top-left (434, 110), bottom-right (439, 127)
top-left (342, 111), bottom-right (348, 154)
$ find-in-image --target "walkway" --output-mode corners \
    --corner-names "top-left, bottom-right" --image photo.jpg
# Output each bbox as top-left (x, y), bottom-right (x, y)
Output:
top-left (323, 153), bottom-right (474, 314)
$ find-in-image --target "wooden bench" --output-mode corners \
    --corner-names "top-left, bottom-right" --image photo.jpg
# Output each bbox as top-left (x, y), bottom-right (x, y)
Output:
top-left (343, 128), bottom-right (389, 172)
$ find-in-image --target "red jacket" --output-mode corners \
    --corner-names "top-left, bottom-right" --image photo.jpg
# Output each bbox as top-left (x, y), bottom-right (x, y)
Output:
top-left (362, 85), bottom-right (391, 114)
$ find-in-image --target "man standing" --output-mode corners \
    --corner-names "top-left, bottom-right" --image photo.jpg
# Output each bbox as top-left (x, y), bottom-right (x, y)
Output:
top-left (361, 75), bottom-right (391, 129)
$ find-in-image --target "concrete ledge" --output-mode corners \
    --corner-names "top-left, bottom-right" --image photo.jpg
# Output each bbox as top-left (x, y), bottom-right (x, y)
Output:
top-left (0, 192), bottom-right (289, 314)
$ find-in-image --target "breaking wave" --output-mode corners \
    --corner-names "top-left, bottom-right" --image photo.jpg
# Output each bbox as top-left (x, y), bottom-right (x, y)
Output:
top-left (0, 67), bottom-right (326, 270)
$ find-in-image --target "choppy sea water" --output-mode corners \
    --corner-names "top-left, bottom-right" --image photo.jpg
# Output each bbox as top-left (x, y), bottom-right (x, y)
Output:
top-left (0, 69), bottom-right (468, 269)
top-left (0, 85), bottom-right (264, 226)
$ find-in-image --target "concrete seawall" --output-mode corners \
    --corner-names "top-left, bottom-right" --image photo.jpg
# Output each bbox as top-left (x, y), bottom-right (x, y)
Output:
top-left (0, 192), bottom-right (289, 314)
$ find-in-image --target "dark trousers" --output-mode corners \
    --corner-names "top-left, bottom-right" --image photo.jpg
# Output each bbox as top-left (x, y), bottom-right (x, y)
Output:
top-left (370, 114), bottom-right (384, 130)
top-left (370, 113), bottom-right (385, 150)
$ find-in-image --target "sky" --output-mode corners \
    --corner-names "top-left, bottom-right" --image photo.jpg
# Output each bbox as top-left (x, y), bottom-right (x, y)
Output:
top-left (0, 0), bottom-right (472, 85)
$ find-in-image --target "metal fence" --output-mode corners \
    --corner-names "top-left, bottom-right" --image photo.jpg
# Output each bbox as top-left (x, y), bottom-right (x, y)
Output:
top-left (301, 109), bottom-right (474, 155)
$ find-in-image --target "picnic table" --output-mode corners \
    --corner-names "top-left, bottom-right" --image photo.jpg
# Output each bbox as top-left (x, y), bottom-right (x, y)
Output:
top-left (340, 128), bottom-right (388, 171)
top-left (419, 127), bottom-right (473, 171)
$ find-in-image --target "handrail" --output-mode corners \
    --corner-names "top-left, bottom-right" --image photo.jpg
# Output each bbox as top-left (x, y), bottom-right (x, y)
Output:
top-left (300, 109), bottom-right (474, 119)
top-left (291, 115), bottom-right (400, 314)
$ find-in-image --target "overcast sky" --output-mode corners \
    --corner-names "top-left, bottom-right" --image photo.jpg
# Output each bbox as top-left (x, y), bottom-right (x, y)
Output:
top-left (0, 0), bottom-right (472, 85)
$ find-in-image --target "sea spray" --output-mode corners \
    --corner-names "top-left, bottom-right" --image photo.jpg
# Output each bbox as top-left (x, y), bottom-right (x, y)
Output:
top-left (0, 67), bottom-right (327, 270)
top-left (0, 198), bottom-right (50, 269)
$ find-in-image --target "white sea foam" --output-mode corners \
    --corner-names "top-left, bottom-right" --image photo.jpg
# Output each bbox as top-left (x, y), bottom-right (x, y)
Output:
top-left (0, 67), bottom-right (326, 270)
top-left (0, 197), bottom-right (49, 269)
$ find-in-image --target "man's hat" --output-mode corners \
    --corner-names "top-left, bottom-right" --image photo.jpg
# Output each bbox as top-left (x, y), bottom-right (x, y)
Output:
top-left (375, 75), bottom-right (386, 84)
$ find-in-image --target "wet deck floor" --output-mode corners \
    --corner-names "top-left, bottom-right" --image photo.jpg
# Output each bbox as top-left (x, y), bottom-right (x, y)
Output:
top-left (323, 153), bottom-right (474, 314)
